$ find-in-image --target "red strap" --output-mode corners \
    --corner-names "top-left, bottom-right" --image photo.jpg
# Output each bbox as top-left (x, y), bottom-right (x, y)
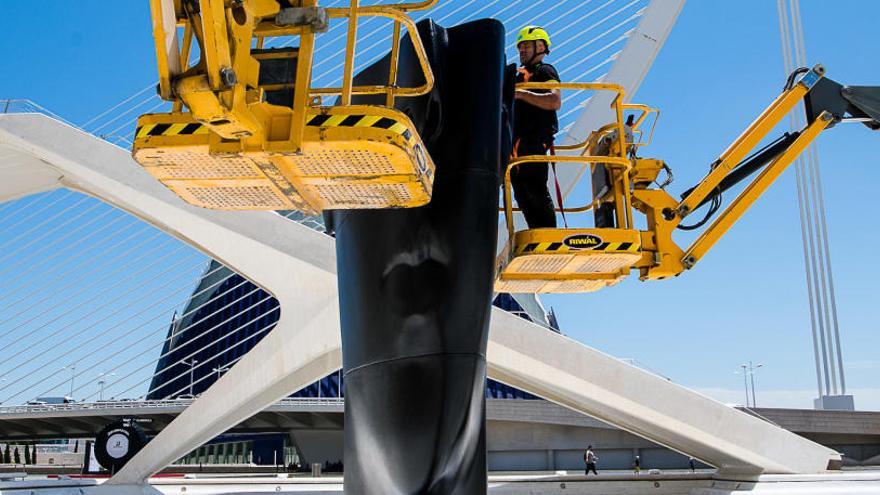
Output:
top-left (549, 142), bottom-right (568, 228)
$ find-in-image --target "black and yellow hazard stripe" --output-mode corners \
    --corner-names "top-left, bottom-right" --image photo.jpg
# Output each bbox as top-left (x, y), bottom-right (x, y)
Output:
top-left (518, 241), bottom-right (640, 255)
top-left (135, 122), bottom-right (209, 139)
top-left (136, 114), bottom-right (418, 144)
top-left (305, 113), bottom-right (416, 143)
top-left (135, 113), bottom-right (430, 176)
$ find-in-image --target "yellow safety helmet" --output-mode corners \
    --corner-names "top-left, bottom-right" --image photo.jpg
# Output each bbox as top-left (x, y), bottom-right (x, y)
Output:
top-left (516, 26), bottom-right (552, 51)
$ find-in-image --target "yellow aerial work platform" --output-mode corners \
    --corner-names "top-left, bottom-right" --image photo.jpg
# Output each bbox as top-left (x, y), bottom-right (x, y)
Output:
top-left (133, 0), bottom-right (438, 214)
top-left (496, 82), bottom-right (651, 294)
top-left (496, 227), bottom-right (641, 293)
top-left (134, 105), bottom-right (431, 211)
top-left (497, 65), bottom-right (845, 293)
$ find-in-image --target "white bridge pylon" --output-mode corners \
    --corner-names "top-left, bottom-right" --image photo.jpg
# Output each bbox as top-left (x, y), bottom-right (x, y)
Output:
top-left (0, 114), bottom-right (839, 487)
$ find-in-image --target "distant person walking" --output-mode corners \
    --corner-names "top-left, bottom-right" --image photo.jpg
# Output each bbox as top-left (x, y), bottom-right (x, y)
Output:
top-left (633, 455), bottom-right (641, 474)
top-left (584, 445), bottom-right (599, 475)
top-left (688, 457), bottom-right (696, 472)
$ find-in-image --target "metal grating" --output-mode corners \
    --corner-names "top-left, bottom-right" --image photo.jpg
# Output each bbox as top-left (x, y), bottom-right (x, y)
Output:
top-left (543, 279), bottom-right (609, 293)
top-left (309, 182), bottom-right (415, 207)
top-left (509, 254), bottom-right (572, 274)
top-left (143, 154), bottom-right (262, 180)
top-left (295, 149), bottom-right (397, 176)
top-left (182, 185), bottom-right (289, 210)
top-left (571, 253), bottom-right (640, 273)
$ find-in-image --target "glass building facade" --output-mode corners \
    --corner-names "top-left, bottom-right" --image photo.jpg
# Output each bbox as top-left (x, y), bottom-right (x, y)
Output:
top-left (149, 260), bottom-right (559, 401)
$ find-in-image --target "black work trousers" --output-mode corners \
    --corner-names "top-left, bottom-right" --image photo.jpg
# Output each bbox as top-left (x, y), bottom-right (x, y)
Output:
top-left (585, 462), bottom-right (598, 475)
top-left (510, 137), bottom-right (557, 229)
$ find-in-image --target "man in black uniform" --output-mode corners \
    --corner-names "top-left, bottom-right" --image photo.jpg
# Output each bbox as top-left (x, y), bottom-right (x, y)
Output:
top-left (511, 26), bottom-right (561, 229)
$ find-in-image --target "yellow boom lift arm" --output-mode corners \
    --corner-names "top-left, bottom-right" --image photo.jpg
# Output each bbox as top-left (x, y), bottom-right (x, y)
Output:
top-left (497, 64), bottom-right (880, 293)
top-left (133, 0), bottom-right (438, 213)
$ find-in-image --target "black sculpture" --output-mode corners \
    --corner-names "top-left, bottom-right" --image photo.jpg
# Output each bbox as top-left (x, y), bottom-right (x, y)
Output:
top-left (330, 18), bottom-right (509, 494)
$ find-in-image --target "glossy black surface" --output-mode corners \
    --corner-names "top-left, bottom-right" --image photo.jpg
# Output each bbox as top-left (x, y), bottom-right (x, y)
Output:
top-left (331, 18), bottom-right (507, 494)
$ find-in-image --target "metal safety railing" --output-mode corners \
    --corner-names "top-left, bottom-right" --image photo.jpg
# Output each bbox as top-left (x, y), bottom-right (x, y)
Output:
top-left (503, 81), bottom-right (634, 237)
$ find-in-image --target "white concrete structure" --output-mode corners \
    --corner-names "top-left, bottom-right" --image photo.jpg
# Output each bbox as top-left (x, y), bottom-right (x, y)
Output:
top-left (0, 109), bottom-right (841, 492)
top-left (0, 114), bottom-right (342, 491)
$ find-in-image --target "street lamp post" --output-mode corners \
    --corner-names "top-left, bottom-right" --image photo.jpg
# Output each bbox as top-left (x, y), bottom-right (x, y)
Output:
top-left (749, 361), bottom-right (763, 407)
top-left (97, 372), bottom-right (116, 401)
top-left (181, 359), bottom-right (198, 396)
top-left (737, 361), bottom-right (765, 408)
top-left (62, 364), bottom-right (76, 399)
top-left (212, 366), bottom-right (229, 383)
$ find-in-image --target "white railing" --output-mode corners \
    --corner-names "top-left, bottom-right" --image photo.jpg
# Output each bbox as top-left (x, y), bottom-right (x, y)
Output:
top-left (0, 397), bottom-right (345, 415)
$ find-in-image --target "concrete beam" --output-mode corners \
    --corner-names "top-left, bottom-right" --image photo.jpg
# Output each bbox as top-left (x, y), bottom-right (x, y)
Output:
top-left (486, 309), bottom-right (840, 475)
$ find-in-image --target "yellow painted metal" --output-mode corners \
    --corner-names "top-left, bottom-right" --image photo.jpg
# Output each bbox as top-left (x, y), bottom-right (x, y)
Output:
top-left (495, 228), bottom-right (641, 293)
top-left (498, 81), bottom-right (640, 293)
top-left (503, 155), bottom-right (630, 239)
top-left (172, 24), bottom-right (194, 113)
top-left (386, 20), bottom-right (403, 108)
top-left (340, 0), bottom-right (361, 107)
top-left (314, 6), bottom-right (434, 99)
top-left (133, 105), bottom-right (434, 212)
top-left (681, 112), bottom-right (833, 267)
top-left (135, 0), bottom-right (438, 213)
top-left (677, 79), bottom-right (813, 219)
top-left (287, 28), bottom-right (315, 152)
top-left (502, 82), bottom-right (629, 232)
top-left (497, 67), bottom-right (840, 293)
top-left (174, 75), bottom-right (262, 140)
top-left (200, 0), bottom-right (233, 91)
top-left (149, 0), bottom-right (181, 100)
top-left (513, 82), bottom-right (635, 229)
top-left (623, 104), bottom-right (660, 149)
top-left (630, 188), bottom-right (684, 280)
top-left (630, 158), bottom-right (664, 188)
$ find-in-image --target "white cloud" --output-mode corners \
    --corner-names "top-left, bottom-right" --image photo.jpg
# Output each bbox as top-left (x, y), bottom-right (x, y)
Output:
top-left (693, 387), bottom-right (880, 411)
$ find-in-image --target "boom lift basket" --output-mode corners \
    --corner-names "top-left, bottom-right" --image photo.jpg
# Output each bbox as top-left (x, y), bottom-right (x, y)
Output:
top-left (496, 83), bottom-right (648, 293)
top-left (497, 65), bottom-right (876, 294)
top-left (496, 227), bottom-right (642, 293)
top-left (133, 0), bottom-right (438, 213)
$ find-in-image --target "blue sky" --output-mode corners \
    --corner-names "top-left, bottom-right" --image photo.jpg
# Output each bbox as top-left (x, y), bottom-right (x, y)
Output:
top-left (0, 1), bottom-right (877, 409)
top-left (544, 0), bottom-right (880, 409)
